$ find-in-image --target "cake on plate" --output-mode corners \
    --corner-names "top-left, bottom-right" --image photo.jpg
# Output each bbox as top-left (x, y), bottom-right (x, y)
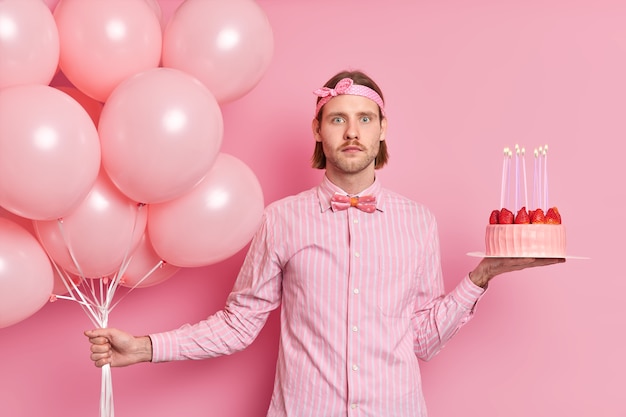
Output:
top-left (484, 145), bottom-right (566, 258)
top-left (486, 206), bottom-right (565, 257)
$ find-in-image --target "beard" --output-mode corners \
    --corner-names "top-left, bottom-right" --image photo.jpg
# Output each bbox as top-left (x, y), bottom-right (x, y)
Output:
top-left (324, 140), bottom-right (379, 175)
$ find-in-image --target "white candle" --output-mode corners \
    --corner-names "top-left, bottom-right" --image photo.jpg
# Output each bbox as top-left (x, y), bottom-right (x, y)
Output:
top-left (505, 148), bottom-right (512, 208)
top-left (515, 144), bottom-right (520, 211)
top-left (533, 148), bottom-right (538, 209)
top-left (500, 147), bottom-right (507, 209)
top-left (538, 146), bottom-right (543, 208)
top-left (543, 145), bottom-right (549, 213)
top-left (522, 147), bottom-right (528, 209)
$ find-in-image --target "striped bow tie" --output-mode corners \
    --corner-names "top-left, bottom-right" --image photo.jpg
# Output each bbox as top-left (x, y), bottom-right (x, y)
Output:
top-left (330, 193), bottom-right (377, 213)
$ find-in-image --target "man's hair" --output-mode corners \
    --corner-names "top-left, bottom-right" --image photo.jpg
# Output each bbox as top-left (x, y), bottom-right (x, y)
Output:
top-left (311, 70), bottom-right (389, 169)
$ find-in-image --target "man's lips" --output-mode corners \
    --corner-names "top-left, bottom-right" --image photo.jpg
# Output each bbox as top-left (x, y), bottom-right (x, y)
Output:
top-left (341, 145), bottom-right (363, 152)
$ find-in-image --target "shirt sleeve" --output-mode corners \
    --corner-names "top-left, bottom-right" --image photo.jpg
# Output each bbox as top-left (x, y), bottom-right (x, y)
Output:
top-left (411, 218), bottom-right (487, 361)
top-left (150, 213), bottom-right (283, 362)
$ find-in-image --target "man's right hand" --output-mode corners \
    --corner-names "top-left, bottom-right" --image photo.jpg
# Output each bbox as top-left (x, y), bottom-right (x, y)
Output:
top-left (84, 328), bottom-right (153, 368)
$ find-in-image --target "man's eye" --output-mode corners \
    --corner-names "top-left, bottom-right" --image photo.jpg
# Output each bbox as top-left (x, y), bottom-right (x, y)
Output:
top-left (361, 116), bottom-right (371, 123)
top-left (332, 117), bottom-right (344, 123)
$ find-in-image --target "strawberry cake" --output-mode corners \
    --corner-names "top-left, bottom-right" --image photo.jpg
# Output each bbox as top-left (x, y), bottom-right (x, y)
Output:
top-left (483, 144), bottom-right (566, 258)
top-left (485, 207), bottom-right (566, 258)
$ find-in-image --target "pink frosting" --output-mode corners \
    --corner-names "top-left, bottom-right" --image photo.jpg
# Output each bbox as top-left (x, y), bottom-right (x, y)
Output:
top-left (485, 224), bottom-right (566, 257)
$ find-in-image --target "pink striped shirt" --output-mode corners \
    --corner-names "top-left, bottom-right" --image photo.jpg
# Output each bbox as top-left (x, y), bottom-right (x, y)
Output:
top-left (150, 175), bottom-right (485, 416)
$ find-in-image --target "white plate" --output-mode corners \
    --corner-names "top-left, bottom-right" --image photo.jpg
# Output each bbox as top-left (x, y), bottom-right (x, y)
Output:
top-left (466, 251), bottom-right (589, 260)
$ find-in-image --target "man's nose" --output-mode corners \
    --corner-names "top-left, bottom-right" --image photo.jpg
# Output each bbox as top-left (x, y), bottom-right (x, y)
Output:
top-left (345, 120), bottom-right (358, 139)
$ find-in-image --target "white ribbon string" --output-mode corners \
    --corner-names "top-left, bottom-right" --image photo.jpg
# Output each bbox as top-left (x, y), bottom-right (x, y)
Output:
top-left (44, 205), bottom-right (155, 417)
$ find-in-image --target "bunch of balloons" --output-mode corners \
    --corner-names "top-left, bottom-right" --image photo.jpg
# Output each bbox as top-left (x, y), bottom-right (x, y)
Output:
top-left (0, 0), bottom-right (273, 330)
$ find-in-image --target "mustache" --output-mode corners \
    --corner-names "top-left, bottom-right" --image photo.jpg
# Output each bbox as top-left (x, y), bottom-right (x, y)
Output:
top-left (340, 140), bottom-right (364, 150)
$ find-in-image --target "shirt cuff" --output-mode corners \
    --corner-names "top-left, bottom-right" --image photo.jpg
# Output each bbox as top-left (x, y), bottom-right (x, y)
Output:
top-left (451, 274), bottom-right (487, 311)
top-left (149, 330), bottom-right (180, 363)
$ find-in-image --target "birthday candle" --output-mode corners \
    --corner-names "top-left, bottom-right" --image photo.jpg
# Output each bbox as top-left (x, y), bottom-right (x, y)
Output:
top-left (500, 147), bottom-right (507, 209)
top-left (538, 146), bottom-right (543, 209)
top-left (505, 148), bottom-right (512, 209)
top-left (522, 147), bottom-right (528, 209)
top-left (543, 145), bottom-right (549, 212)
top-left (515, 144), bottom-right (520, 211)
top-left (532, 148), bottom-right (538, 209)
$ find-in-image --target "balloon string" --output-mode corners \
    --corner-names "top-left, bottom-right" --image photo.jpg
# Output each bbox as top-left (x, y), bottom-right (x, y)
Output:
top-left (43, 232), bottom-right (100, 328)
top-left (104, 203), bottom-right (145, 311)
top-left (133, 260), bottom-right (164, 289)
top-left (101, 364), bottom-right (114, 417)
top-left (46, 204), bottom-right (156, 417)
top-left (109, 260), bottom-right (164, 312)
top-left (55, 219), bottom-right (88, 283)
top-left (52, 204), bottom-right (145, 320)
top-left (55, 219), bottom-right (107, 320)
top-left (100, 307), bottom-right (113, 417)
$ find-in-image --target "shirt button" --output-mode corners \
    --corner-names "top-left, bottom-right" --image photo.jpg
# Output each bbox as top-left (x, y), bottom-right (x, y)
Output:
top-left (353, 218), bottom-right (359, 223)
top-left (352, 325), bottom-right (358, 332)
top-left (354, 252), bottom-right (360, 258)
top-left (353, 288), bottom-right (359, 294)
top-left (351, 403), bottom-right (358, 409)
top-left (352, 364), bottom-right (359, 371)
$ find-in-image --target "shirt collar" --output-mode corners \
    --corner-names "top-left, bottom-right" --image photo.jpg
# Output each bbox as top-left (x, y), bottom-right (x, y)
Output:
top-left (317, 174), bottom-right (384, 213)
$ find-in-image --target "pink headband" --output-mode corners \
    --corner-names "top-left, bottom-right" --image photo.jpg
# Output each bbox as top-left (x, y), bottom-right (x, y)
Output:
top-left (313, 78), bottom-right (386, 117)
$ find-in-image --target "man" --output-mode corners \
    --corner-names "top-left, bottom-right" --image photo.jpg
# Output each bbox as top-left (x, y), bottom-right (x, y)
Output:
top-left (86, 70), bottom-right (564, 416)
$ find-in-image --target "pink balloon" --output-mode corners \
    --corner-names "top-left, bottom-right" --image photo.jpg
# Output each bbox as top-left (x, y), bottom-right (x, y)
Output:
top-left (0, 207), bottom-right (73, 295)
top-left (120, 231), bottom-right (180, 288)
top-left (148, 153), bottom-right (264, 267)
top-left (33, 170), bottom-right (148, 278)
top-left (0, 218), bottom-right (54, 328)
top-left (0, 0), bottom-right (60, 89)
top-left (99, 67), bottom-right (223, 204)
top-left (53, 0), bottom-right (162, 102)
top-left (0, 85), bottom-right (101, 221)
top-left (162, 0), bottom-right (274, 103)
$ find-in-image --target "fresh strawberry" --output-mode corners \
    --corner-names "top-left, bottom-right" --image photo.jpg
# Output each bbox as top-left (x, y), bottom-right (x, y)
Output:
top-left (546, 207), bottom-right (561, 224)
top-left (489, 210), bottom-right (500, 224)
top-left (514, 207), bottom-right (530, 224)
top-left (499, 208), bottom-right (514, 224)
top-left (530, 208), bottom-right (546, 224)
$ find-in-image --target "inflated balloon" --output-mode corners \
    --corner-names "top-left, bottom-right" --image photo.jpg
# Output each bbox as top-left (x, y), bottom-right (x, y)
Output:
top-left (162, 0), bottom-right (274, 103)
top-left (120, 232), bottom-right (180, 289)
top-left (0, 0), bottom-right (60, 89)
top-left (53, 0), bottom-right (161, 102)
top-left (0, 84), bottom-right (101, 221)
top-left (148, 153), bottom-right (264, 267)
top-left (0, 218), bottom-right (54, 328)
top-left (0, 206), bottom-right (73, 296)
top-left (99, 67), bottom-right (223, 204)
top-left (33, 170), bottom-right (148, 278)
top-left (55, 86), bottom-right (104, 126)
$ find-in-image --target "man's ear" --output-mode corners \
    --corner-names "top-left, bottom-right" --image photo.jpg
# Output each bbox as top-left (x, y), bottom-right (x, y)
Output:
top-left (379, 117), bottom-right (388, 141)
top-left (312, 118), bottom-right (322, 142)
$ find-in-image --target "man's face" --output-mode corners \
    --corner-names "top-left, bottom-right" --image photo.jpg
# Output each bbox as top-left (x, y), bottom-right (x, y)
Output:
top-left (313, 94), bottom-right (387, 177)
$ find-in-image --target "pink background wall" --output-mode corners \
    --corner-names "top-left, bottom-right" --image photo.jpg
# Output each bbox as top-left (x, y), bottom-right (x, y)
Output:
top-left (1, 0), bottom-right (624, 416)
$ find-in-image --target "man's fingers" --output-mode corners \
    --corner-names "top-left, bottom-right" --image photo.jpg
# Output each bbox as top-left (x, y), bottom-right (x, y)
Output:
top-left (84, 329), bottom-right (114, 367)
top-left (88, 335), bottom-right (110, 345)
top-left (84, 329), bottom-right (111, 340)
top-left (94, 356), bottom-right (112, 368)
top-left (90, 342), bottom-right (111, 354)
top-left (90, 348), bottom-right (112, 366)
